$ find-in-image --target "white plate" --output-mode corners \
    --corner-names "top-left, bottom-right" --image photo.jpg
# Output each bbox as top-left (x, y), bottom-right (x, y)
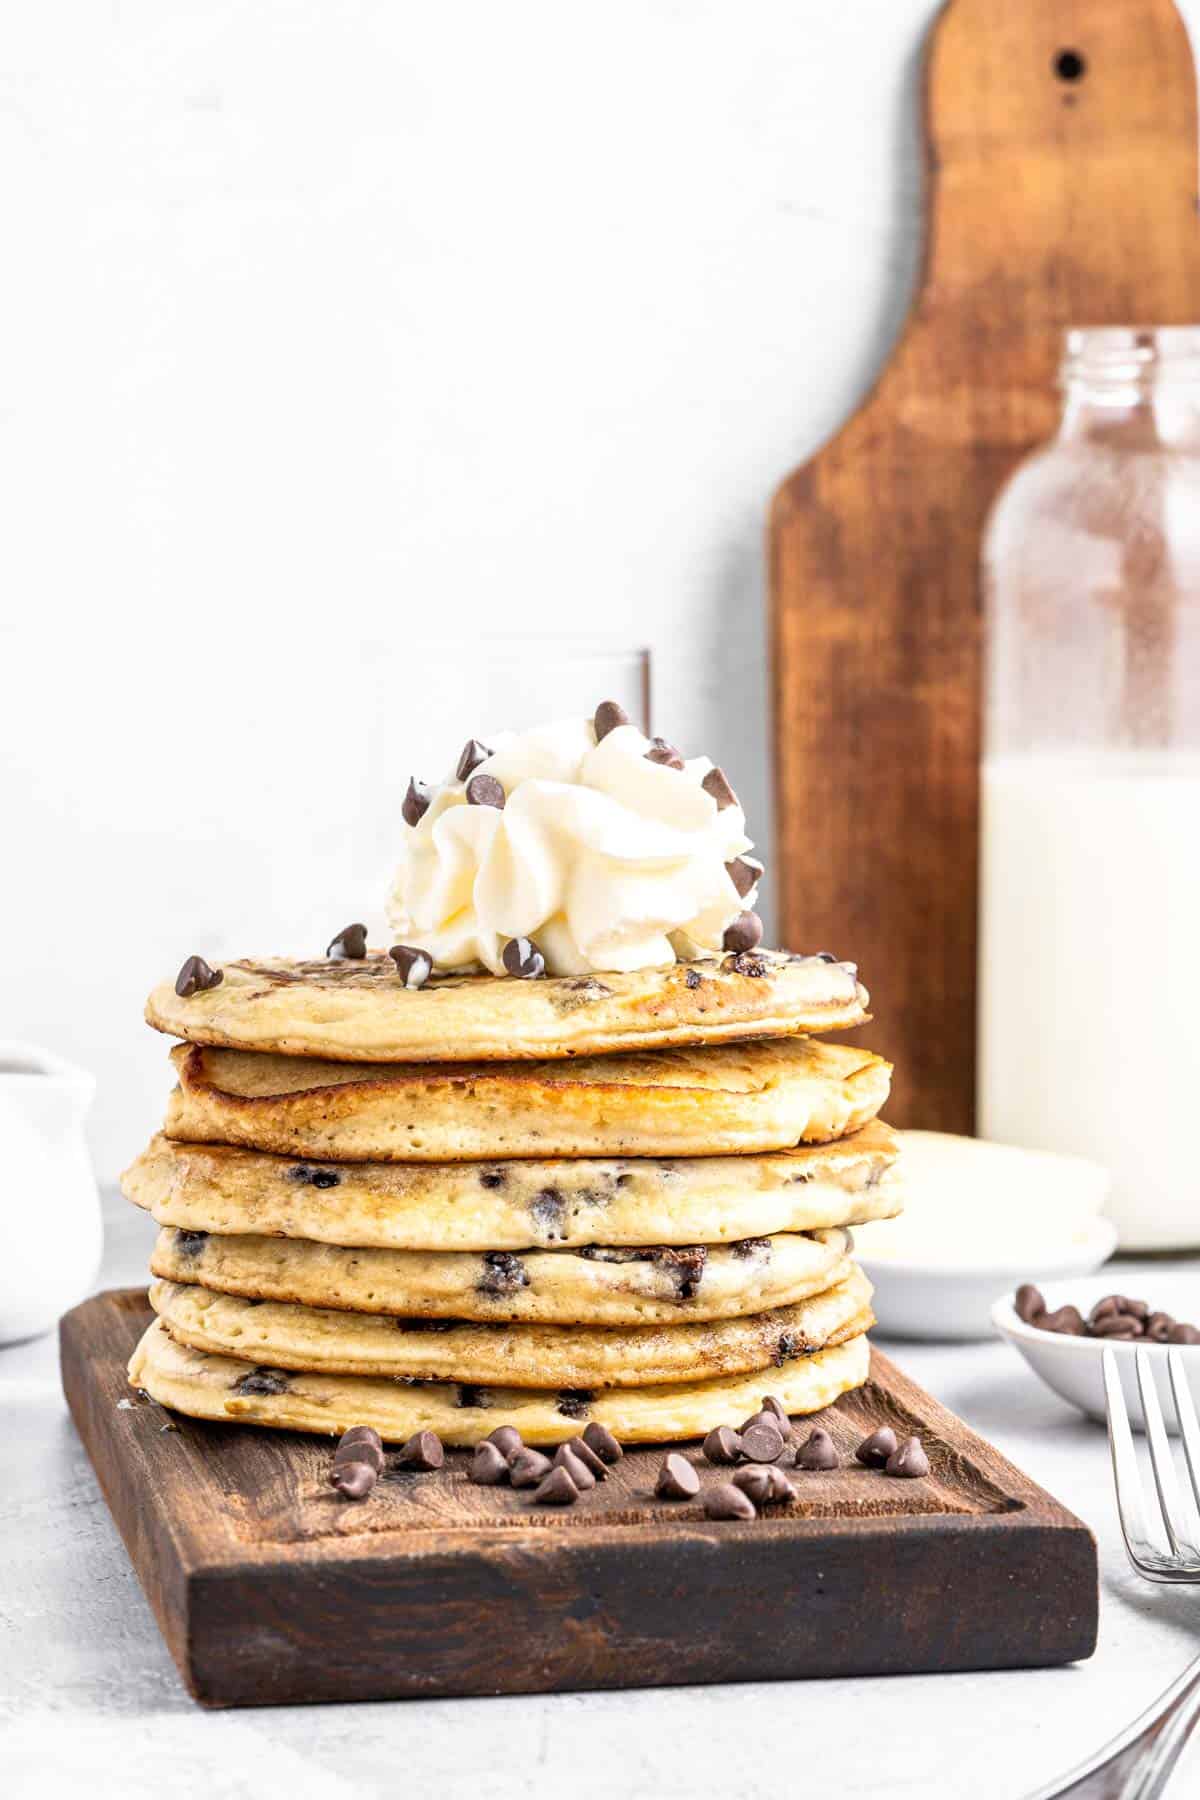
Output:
top-left (858, 1215), bottom-right (1118, 1342)
top-left (992, 1273), bottom-right (1200, 1434)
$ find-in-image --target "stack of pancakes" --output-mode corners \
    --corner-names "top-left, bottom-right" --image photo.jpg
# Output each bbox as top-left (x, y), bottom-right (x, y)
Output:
top-left (124, 948), bottom-right (900, 1445)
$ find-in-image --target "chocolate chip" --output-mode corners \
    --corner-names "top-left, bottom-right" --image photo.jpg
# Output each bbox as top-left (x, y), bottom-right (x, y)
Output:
top-left (530, 1186), bottom-right (567, 1238)
top-left (403, 777), bottom-right (433, 827)
top-left (456, 739), bottom-right (493, 781)
top-left (287, 1164), bottom-right (341, 1189)
top-left (1015, 1283), bottom-right (1046, 1325)
top-left (740, 1410), bottom-right (778, 1436)
top-left (326, 923), bottom-right (367, 960)
top-left (855, 1426), bottom-right (898, 1469)
top-left (479, 1169), bottom-right (507, 1190)
top-left (774, 1331), bottom-right (801, 1366)
top-left (1145, 1311), bottom-right (1175, 1343)
top-left (885, 1435), bottom-right (930, 1479)
top-left (703, 1425), bottom-right (743, 1466)
top-left (534, 1467), bottom-right (580, 1506)
top-left (174, 955), bottom-right (223, 998)
top-left (730, 1237), bottom-right (771, 1260)
top-left (1168, 1323), bottom-right (1200, 1344)
top-left (725, 950), bottom-right (768, 977)
top-left (508, 1448), bottom-right (553, 1488)
top-left (723, 911), bottom-right (764, 953)
top-left (760, 1395), bottom-right (790, 1433)
top-left (334, 1436), bottom-right (384, 1474)
top-left (685, 967), bottom-right (702, 989)
top-left (553, 1445), bottom-right (596, 1491)
top-left (732, 1466), bottom-right (774, 1505)
top-left (389, 944), bottom-right (433, 989)
top-left (1038, 1305), bottom-right (1087, 1336)
top-left (766, 1466), bottom-right (796, 1503)
top-left (330, 1461), bottom-right (376, 1500)
top-left (174, 1229), bottom-right (208, 1259)
top-left (725, 857), bottom-right (762, 900)
top-left (795, 1427), bottom-right (838, 1471)
top-left (593, 700), bottom-right (630, 741)
top-left (656, 1452), bottom-right (700, 1499)
top-left (456, 1384), bottom-right (488, 1409)
top-left (232, 1368), bottom-right (290, 1397)
top-left (470, 1443), bottom-right (510, 1486)
top-left (564, 1436), bottom-right (609, 1480)
top-left (339, 1425), bottom-right (383, 1451)
top-left (582, 1422), bottom-right (623, 1465)
top-left (704, 1482), bottom-right (756, 1520)
top-left (556, 1389), bottom-right (593, 1421)
top-left (396, 1430), bottom-right (444, 1472)
top-left (741, 1422), bottom-right (785, 1464)
top-left (466, 773), bottom-right (505, 809)
top-left (702, 767), bottom-right (738, 810)
top-left (487, 1425), bottom-right (523, 1458)
top-left (477, 1251), bottom-right (530, 1296)
top-left (645, 737), bottom-right (685, 770)
top-left (502, 936), bottom-right (545, 978)
top-left (1091, 1312), bottom-right (1144, 1340)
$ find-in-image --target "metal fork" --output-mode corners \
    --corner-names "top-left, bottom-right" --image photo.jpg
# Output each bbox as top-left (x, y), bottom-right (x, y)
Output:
top-left (1028, 1348), bottom-right (1200, 1799)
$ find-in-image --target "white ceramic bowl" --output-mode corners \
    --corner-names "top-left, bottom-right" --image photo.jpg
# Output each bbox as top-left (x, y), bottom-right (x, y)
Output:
top-left (857, 1215), bottom-right (1118, 1342)
top-left (992, 1274), bottom-right (1200, 1433)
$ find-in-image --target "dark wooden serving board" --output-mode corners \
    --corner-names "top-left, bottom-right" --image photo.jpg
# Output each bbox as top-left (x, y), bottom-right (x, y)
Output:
top-left (62, 1290), bottom-right (1097, 1708)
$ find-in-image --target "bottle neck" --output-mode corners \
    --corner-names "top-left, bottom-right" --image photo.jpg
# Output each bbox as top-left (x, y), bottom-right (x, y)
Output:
top-left (1057, 327), bottom-right (1200, 449)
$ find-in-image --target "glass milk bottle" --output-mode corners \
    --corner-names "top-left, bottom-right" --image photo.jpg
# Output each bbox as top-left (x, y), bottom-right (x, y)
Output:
top-left (980, 328), bottom-right (1200, 1249)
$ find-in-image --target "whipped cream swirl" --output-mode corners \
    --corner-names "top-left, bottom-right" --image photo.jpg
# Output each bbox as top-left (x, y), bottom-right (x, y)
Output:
top-left (386, 716), bottom-right (760, 976)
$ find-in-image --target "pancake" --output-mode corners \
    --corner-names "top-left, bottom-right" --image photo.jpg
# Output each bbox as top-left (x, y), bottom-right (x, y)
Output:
top-left (163, 1037), bottom-right (892, 1162)
top-left (148, 1265), bottom-right (874, 1388)
top-left (128, 1316), bottom-right (871, 1444)
top-left (146, 947), bottom-right (868, 1062)
top-left (123, 1120), bottom-right (902, 1251)
top-left (150, 1225), bottom-right (854, 1326)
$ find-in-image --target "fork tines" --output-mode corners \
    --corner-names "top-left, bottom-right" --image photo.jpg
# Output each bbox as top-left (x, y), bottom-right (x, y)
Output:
top-left (1104, 1346), bottom-right (1200, 1582)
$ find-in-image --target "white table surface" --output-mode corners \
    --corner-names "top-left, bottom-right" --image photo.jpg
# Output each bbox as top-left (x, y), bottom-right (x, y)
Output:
top-left (3, 1194), bottom-right (1198, 1800)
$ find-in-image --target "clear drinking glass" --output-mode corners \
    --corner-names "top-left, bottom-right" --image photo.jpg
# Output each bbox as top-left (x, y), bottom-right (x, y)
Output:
top-left (979, 328), bottom-right (1200, 1248)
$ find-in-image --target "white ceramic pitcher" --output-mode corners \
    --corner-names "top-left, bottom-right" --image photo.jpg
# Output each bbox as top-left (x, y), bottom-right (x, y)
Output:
top-left (0, 1043), bottom-right (101, 1345)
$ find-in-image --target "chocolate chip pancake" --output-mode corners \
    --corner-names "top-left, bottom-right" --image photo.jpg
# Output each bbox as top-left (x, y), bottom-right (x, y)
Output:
top-left (148, 1265), bottom-right (873, 1388)
top-left (163, 1037), bottom-right (892, 1162)
top-left (150, 1224), bottom-right (854, 1325)
top-left (128, 1316), bottom-right (870, 1444)
top-left (123, 1120), bottom-right (902, 1251)
top-left (146, 949), bottom-right (867, 1063)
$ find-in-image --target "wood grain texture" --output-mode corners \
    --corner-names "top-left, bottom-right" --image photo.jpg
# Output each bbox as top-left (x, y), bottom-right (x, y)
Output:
top-left (769, 0), bottom-right (1200, 1129)
top-left (62, 1290), bottom-right (1097, 1706)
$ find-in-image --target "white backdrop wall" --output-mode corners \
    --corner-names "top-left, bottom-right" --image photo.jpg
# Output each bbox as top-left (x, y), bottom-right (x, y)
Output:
top-left (5, 1), bottom-right (1194, 1183)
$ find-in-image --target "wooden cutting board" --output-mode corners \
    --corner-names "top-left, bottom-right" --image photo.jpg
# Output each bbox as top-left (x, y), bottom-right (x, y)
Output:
top-left (769, 0), bottom-right (1200, 1131)
top-left (62, 1289), bottom-right (1097, 1706)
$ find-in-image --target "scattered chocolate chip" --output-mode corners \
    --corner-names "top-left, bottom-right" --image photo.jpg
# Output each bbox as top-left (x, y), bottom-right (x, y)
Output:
top-left (456, 739), bottom-right (493, 781)
top-left (556, 1389), bottom-right (593, 1421)
top-left (330, 1461), bottom-right (376, 1500)
top-left (732, 1466), bottom-right (775, 1505)
top-left (705, 1482), bottom-right (756, 1520)
top-left (740, 1410), bottom-right (777, 1436)
top-left (175, 955), bottom-right (223, 998)
top-left (703, 1425), bottom-right (743, 1466)
top-left (702, 766), bottom-right (738, 810)
top-left (1014, 1283), bottom-right (1046, 1324)
top-left (656, 1452), bottom-right (700, 1499)
top-left (766, 1466), bottom-right (796, 1503)
top-left (232, 1368), bottom-right (290, 1397)
top-left (403, 777), bottom-right (433, 827)
top-left (725, 857), bottom-right (762, 900)
top-left (326, 923), bottom-right (367, 961)
top-left (593, 700), bottom-right (630, 741)
top-left (339, 1425), bottom-right (382, 1451)
top-left (334, 1437), bottom-right (384, 1474)
top-left (855, 1426), bottom-right (898, 1469)
top-left (389, 944), bottom-right (433, 989)
top-left (564, 1436), bottom-right (609, 1480)
top-left (582, 1422), bottom-right (623, 1465)
top-left (396, 1430), bottom-right (444, 1472)
top-left (1169, 1324), bottom-right (1200, 1345)
top-left (466, 773), bottom-right (505, 809)
top-left (477, 1250), bottom-right (530, 1296)
top-left (502, 936), bottom-right (545, 978)
top-left (174, 1229), bottom-right (208, 1259)
top-left (885, 1435), bottom-right (930, 1479)
top-left (723, 911), bottom-right (764, 953)
top-left (684, 967), bottom-right (703, 989)
top-left (553, 1444), bottom-right (596, 1491)
top-left (1039, 1305), bottom-right (1088, 1336)
top-left (470, 1442), bottom-right (510, 1486)
top-left (508, 1448), bottom-right (553, 1488)
top-left (741, 1422), bottom-right (785, 1464)
top-left (725, 950), bottom-right (768, 977)
top-left (645, 737), bottom-right (685, 770)
top-left (487, 1425), bottom-right (523, 1458)
top-left (760, 1395), bottom-right (790, 1433)
top-left (795, 1427), bottom-right (839, 1472)
top-left (534, 1467), bottom-right (580, 1506)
